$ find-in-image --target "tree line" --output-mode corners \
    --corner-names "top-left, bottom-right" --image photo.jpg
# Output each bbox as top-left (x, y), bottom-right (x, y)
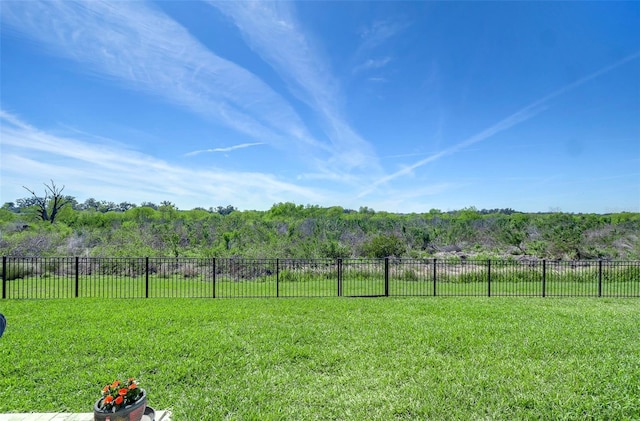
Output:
top-left (1, 182), bottom-right (639, 260)
top-left (4, 183), bottom-right (237, 219)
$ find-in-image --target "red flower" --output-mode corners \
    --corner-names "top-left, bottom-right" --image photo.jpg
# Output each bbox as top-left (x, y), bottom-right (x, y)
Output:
top-left (99, 378), bottom-right (141, 411)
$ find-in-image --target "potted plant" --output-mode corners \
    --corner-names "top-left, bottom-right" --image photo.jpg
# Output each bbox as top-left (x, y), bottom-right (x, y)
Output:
top-left (94, 378), bottom-right (147, 421)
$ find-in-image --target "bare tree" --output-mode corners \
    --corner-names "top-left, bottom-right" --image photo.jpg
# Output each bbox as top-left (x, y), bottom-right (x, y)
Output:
top-left (23, 180), bottom-right (70, 224)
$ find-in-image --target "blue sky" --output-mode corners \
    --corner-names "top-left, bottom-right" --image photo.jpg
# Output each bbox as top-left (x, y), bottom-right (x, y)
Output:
top-left (1, 1), bottom-right (639, 213)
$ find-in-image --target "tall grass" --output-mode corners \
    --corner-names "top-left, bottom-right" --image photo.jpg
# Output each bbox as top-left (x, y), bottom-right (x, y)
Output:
top-left (4, 274), bottom-right (638, 299)
top-left (0, 298), bottom-right (638, 420)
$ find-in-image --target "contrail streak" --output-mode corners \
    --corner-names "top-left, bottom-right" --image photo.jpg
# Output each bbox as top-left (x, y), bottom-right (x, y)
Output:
top-left (358, 51), bottom-right (640, 198)
top-left (185, 142), bottom-right (264, 156)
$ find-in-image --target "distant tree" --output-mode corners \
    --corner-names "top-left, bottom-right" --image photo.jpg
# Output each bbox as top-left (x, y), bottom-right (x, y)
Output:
top-left (498, 213), bottom-right (530, 254)
top-left (22, 180), bottom-right (71, 224)
top-left (78, 198), bottom-right (119, 213)
top-left (214, 205), bottom-right (237, 216)
top-left (15, 196), bottom-right (41, 209)
top-left (269, 202), bottom-right (303, 218)
top-left (404, 225), bottom-right (433, 251)
top-left (1, 202), bottom-right (17, 212)
top-left (158, 201), bottom-right (178, 217)
top-left (97, 201), bottom-right (118, 213)
top-left (540, 213), bottom-right (585, 259)
top-left (81, 198), bottom-right (100, 211)
top-left (479, 208), bottom-right (517, 215)
top-left (320, 240), bottom-right (351, 259)
top-left (358, 206), bottom-right (375, 215)
top-left (140, 202), bottom-right (159, 210)
top-left (160, 200), bottom-right (176, 209)
top-left (118, 202), bottom-right (137, 212)
top-left (65, 196), bottom-right (80, 210)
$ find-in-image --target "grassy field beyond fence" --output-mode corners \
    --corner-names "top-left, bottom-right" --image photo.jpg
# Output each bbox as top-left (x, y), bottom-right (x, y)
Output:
top-left (0, 298), bottom-right (638, 420)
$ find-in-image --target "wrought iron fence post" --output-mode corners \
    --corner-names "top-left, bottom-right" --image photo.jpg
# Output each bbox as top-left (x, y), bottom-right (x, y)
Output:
top-left (2, 256), bottom-right (6, 299)
top-left (276, 258), bottom-right (280, 298)
top-left (145, 257), bottom-right (149, 298)
top-left (337, 258), bottom-right (343, 297)
top-left (384, 258), bottom-right (389, 297)
top-left (75, 256), bottom-right (79, 298)
top-left (598, 260), bottom-right (603, 297)
top-left (212, 258), bottom-right (216, 299)
top-left (433, 258), bottom-right (437, 297)
top-left (542, 259), bottom-right (546, 298)
top-left (487, 259), bottom-right (491, 297)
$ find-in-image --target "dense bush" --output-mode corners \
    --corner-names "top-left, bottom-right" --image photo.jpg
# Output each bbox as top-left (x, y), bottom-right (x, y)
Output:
top-left (362, 234), bottom-right (405, 258)
top-left (1, 201), bottom-right (639, 260)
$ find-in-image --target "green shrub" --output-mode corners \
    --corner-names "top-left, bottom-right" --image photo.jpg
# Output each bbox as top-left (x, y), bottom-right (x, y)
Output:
top-left (401, 269), bottom-right (420, 282)
top-left (362, 234), bottom-right (405, 258)
top-left (320, 241), bottom-right (351, 259)
top-left (491, 268), bottom-right (541, 283)
top-left (457, 271), bottom-right (486, 283)
top-left (604, 265), bottom-right (640, 283)
top-left (347, 269), bottom-right (381, 280)
top-left (279, 269), bottom-right (297, 283)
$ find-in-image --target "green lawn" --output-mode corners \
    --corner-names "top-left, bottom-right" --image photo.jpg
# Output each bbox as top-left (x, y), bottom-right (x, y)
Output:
top-left (0, 298), bottom-right (639, 420)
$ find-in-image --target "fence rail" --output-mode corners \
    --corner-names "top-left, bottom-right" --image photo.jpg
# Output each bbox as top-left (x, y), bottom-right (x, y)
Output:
top-left (1, 256), bottom-right (639, 299)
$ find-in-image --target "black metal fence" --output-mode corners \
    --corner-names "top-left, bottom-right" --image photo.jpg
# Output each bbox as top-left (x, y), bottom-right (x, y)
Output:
top-left (1, 256), bottom-right (639, 299)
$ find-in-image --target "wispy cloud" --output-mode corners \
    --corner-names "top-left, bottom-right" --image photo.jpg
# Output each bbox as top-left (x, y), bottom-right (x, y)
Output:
top-left (0, 1), bottom-right (324, 159)
top-left (209, 1), bottom-right (382, 177)
top-left (358, 19), bottom-right (409, 51)
top-left (359, 51), bottom-right (640, 198)
top-left (0, 111), bottom-right (324, 208)
top-left (353, 57), bottom-right (392, 75)
top-left (352, 19), bottom-right (408, 79)
top-left (185, 142), bottom-right (264, 157)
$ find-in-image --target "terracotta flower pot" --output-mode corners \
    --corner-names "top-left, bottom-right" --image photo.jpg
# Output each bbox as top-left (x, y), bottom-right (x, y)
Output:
top-left (94, 389), bottom-right (147, 421)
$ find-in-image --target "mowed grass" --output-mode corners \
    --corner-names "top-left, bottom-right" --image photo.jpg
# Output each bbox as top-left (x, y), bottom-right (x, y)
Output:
top-left (0, 298), bottom-right (639, 420)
